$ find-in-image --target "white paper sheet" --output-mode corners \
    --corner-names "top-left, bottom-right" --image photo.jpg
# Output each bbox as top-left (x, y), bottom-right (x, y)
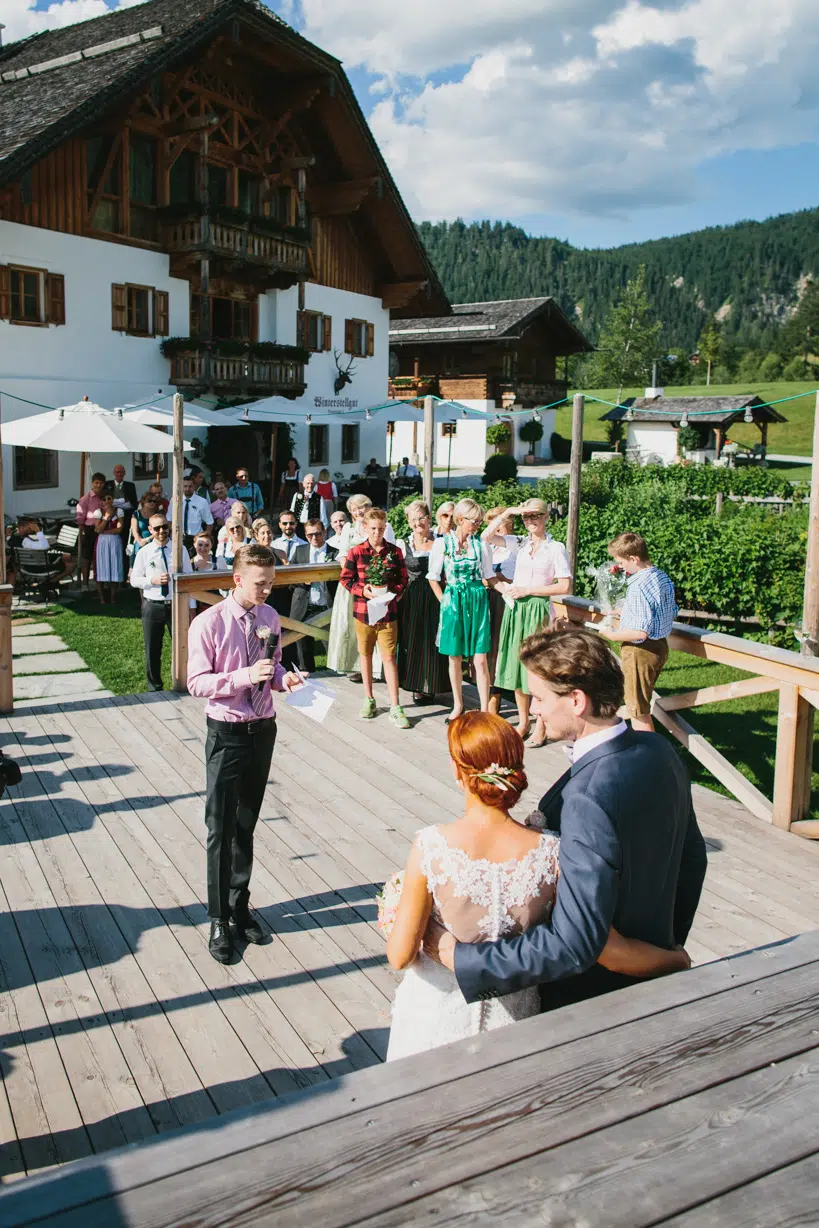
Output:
top-left (366, 591), bottom-right (396, 625)
top-left (283, 680), bottom-right (335, 724)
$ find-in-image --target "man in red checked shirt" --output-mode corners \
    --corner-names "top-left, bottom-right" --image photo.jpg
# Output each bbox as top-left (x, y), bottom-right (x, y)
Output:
top-left (339, 507), bottom-right (410, 728)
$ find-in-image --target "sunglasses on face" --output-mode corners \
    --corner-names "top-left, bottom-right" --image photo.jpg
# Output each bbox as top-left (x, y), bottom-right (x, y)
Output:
top-left (522, 512), bottom-right (546, 520)
top-left (151, 525), bottom-right (169, 533)
top-left (231, 525), bottom-right (245, 532)
top-left (281, 523), bottom-right (296, 530)
top-left (306, 530), bottom-right (323, 538)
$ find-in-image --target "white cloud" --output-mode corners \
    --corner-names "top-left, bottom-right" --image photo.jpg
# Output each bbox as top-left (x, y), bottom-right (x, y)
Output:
top-left (297, 0), bottom-right (819, 220)
top-left (2, 0), bottom-right (146, 43)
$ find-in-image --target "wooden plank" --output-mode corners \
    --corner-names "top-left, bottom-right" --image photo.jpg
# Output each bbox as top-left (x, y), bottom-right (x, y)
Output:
top-left (0, 584), bottom-right (13, 712)
top-left (652, 698), bottom-right (774, 823)
top-left (800, 685), bottom-right (819, 709)
top-left (791, 818), bottom-right (819, 839)
top-left (772, 683), bottom-right (812, 830)
top-left (661, 1152), bottom-right (819, 1226)
top-left (659, 675), bottom-right (780, 711)
top-left (11, 960), bottom-right (819, 1228)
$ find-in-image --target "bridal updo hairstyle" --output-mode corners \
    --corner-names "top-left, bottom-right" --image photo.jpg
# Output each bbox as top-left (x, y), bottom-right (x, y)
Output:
top-left (448, 712), bottom-right (527, 809)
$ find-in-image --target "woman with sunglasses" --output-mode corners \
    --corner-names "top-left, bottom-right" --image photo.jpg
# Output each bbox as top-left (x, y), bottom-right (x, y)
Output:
top-left (433, 501), bottom-right (455, 538)
top-left (428, 498), bottom-right (497, 718)
top-left (484, 498), bottom-right (572, 746)
top-left (216, 516), bottom-right (251, 569)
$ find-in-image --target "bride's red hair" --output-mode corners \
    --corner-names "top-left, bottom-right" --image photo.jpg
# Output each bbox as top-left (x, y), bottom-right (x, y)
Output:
top-left (447, 711), bottom-right (527, 809)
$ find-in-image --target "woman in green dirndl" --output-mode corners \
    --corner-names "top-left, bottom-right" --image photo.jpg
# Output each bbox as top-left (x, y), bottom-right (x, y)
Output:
top-left (485, 498), bottom-right (572, 745)
top-left (427, 498), bottom-right (497, 719)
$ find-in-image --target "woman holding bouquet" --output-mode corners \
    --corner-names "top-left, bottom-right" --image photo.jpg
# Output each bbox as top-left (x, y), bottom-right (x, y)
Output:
top-left (485, 498), bottom-right (572, 745)
top-left (427, 498), bottom-right (496, 718)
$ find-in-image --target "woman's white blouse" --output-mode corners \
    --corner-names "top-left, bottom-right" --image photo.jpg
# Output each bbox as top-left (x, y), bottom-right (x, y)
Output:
top-left (503, 534), bottom-right (572, 589)
top-left (428, 534), bottom-right (495, 583)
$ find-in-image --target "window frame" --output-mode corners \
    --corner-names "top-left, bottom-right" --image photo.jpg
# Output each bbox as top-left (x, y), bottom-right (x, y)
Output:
top-left (9, 265), bottom-right (46, 326)
top-left (341, 423), bottom-right (360, 465)
top-left (308, 424), bottom-right (329, 467)
top-left (298, 309), bottom-right (331, 353)
top-left (345, 317), bottom-right (375, 358)
top-left (126, 284), bottom-right (152, 336)
top-left (13, 446), bottom-right (59, 491)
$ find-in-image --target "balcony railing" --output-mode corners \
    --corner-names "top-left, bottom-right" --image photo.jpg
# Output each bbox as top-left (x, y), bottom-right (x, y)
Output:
top-left (170, 352), bottom-right (306, 395)
top-left (163, 218), bottom-right (309, 279)
top-left (387, 376), bottom-right (439, 400)
top-left (387, 375), bottom-right (570, 408)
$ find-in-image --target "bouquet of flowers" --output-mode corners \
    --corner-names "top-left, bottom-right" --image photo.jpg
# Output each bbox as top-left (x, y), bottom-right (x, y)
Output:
top-left (376, 870), bottom-right (404, 938)
top-left (366, 550), bottom-right (393, 588)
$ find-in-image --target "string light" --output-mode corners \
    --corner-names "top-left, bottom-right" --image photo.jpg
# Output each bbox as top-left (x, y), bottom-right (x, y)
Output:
top-left (625, 407), bottom-right (634, 422)
top-left (680, 413), bottom-right (689, 427)
top-left (365, 409), bottom-right (372, 420)
top-left (305, 414), bottom-right (312, 425)
top-left (743, 407), bottom-right (754, 423)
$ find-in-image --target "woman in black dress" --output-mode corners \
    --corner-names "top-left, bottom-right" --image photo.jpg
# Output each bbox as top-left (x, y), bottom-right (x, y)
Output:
top-left (398, 500), bottom-right (452, 705)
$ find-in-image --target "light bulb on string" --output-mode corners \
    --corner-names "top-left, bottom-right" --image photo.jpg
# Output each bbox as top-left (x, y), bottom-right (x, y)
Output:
top-left (365, 409), bottom-right (372, 420)
top-left (625, 407), bottom-right (634, 422)
top-left (305, 414), bottom-right (312, 426)
top-left (680, 413), bottom-right (689, 428)
top-left (743, 407), bottom-right (754, 423)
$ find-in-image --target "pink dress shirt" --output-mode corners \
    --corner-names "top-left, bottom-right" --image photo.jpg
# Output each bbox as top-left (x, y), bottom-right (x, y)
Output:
top-left (76, 492), bottom-right (104, 526)
top-left (210, 497), bottom-right (232, 524)
top-left (187, 593), bottom-right (287, 722)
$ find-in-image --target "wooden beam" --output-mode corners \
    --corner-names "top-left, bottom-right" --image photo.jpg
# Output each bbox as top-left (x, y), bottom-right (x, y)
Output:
top-left (791, 819), bottom-right (819, 839)
top-left (0, 585), bottom-right (12, 713)
top-left (171, 393), bottom-right (187, 693)
top-left (308, 178), bottom-right (379, 218)
top-left (379, 280), bottom-right (427, 310)
top-left (85, 131), bottom-right (122, 228)
top-left (660, 676), bottom-right (781, 712)
top-left (800, 687), bottom-right (819, 709)
top-left (162, 114), bottom-right (220, 138)
top-left (566, 394), bottom-right (584, 591)
top-left (772, 683), bottom-right (815, 830)
top-left (651, 698), bottom-right (774, 823)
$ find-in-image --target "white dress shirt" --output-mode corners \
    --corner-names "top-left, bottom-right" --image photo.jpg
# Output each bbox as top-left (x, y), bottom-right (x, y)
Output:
top-left (130, 538), bottom-right (194, 604)
top-left (272, 533), bottom-right (302, 562)
top-left (22, 532), bottom-right (50, 550)
top-left (567, 720), bottom-right (628, 764)
top-left (309, 545), bottom-right (330, 607)
top-left (166, 494), bottom-right (214, 537)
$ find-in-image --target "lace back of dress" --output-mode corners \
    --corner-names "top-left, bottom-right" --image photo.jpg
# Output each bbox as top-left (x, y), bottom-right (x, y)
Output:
top-left (417, 825), bottom-right (559, 944)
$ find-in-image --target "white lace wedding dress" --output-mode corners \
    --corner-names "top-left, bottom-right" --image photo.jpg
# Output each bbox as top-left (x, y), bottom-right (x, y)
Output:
top-left (386, 824), bottom-right (560, 1061)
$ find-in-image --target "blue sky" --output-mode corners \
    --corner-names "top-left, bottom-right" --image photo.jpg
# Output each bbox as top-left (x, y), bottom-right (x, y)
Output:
top-left (12, 0), bottom-right (819, 250)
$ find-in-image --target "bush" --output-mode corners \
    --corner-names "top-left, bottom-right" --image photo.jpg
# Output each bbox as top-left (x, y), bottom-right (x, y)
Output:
top-left (518, 418), bottom-right (544, 447)
top-left (783, 356), bottom-right (808, 381)
top-left (483, 453), bottom-right (518, 486)
top-left (486, 421), bottom-right (512, 449)
top-left (758, 352), bottom-right (783, 380)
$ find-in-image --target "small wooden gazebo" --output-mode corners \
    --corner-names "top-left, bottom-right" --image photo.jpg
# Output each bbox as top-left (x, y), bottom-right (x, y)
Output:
top-left (602, 394), bottom-right (787, 459)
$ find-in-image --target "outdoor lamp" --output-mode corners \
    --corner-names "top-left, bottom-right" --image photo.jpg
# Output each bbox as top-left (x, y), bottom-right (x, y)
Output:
top-left (744, 407), bottom-right (754, 423)
top-left (680, 413), bottom-right (689, 427)
top-left (305, 414), bottom-right (312, 425)
top-left (365, 409), bottom-right (372, 420)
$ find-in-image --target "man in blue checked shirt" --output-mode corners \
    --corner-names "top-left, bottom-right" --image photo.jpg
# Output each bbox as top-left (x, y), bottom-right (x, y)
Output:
top-left (598, 532), bottom-right (677, 733)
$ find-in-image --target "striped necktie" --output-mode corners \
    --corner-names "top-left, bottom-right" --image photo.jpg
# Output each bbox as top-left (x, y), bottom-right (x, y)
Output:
top-left (244, 611), bottom-right (270, 718)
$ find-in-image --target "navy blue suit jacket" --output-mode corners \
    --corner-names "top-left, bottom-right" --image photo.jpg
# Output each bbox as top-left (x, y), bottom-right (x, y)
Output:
top-left (455, 729), bottom-right (707, 1008)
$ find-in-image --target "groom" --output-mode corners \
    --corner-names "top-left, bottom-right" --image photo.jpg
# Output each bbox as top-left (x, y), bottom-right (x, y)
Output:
top-left (427, 628), bottom-right (707, 1009)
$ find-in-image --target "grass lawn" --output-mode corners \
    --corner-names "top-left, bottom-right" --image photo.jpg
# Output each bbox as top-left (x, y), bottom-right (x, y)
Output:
top-left (555, 380), bottom-right (818, 456)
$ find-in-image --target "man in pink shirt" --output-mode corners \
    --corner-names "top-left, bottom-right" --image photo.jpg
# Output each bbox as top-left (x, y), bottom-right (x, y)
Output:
top-left (188, 542), bottom-right (303, 963)
top-left (75, 471), bottom-right (106, 588)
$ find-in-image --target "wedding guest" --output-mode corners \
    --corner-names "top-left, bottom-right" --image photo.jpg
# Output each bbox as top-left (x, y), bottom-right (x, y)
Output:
top-left (428, 497), bottom-right (496, 719)
top-left (289, 520), bottom-right (338, 672)
top-left (188, 466), bottom-right (210, 503)
top-left (290, 472), bottom-right (328, 536)
top-left (397, 501), bottom-right (451, 705)
top-left (76, 471), bottom-right (106, 587)
top-left (209, 480), bottom-right (232, 529)
top-left (599, 532), bottom-right (678, 733)
top-left (386, 710), bottom-right (691, 1059)
top-left (251, 518), bottom-right (274, 548)
top-left (187, 542), bottom-right (302, 962)
top-left (485, 499), bottom-right (572, 745)
top-left (277, 457), bottom-right (301, 505)
top-left (16, 518), bottom-right (73, 582)
top-left (339, 507), bottom-right (409, 727)
top-left (130, 515), bottom-right (194, 691)
top-left (105, 463), bottom-right (138, 565)
top-left (327, 509), bottom-right (348, 550)
top-left (364, 457), bottom-right (380, 477)
top-left (271, 510), bottom-right (301, 564)
top-left (216, 517), bottom-right (251, 569)
top-left (167, 476), bottom-right (214, 553)
top-left (395, 456), bottom-right (419, 479)
top-left (327, 493), bottom-right (395, 681)
top-left (148, 481), bottom-right (169, 516)
top-left (93, 489), bottom-right (125, 603)
top-left (228, 466), bottom-right (264, 518)
top-left (217, 501), bottom-right (252, 546)
top-left (433, 501), bottom-right (455, 538)
top-left (316, 468), bottom-right (338, 521)
top-left (481, 505), bottom-right (518, 718)
top-left (192, 531), bottom-right (218, 572)
top-left (130, 494), bottom-right (157, 562)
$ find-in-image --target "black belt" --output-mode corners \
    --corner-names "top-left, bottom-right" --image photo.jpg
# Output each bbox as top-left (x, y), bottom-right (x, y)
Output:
top-left (207, 716), bottom-right (275, 735)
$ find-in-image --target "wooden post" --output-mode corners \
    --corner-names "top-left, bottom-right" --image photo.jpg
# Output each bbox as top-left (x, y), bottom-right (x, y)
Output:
top-left (715, 491), bottom-right (724, 516)
top-left (0, 585), bottom-right (12, 713)
top-left (171, 392), bottom-right (187, 692)
top-left (772, 683), bottom-right (813, 830)
top-left (0, 394), bottom-right (6, 586)
top-left (566, 393), bottom-right (584, 593)
top-left (714, 425), bottom-right (723, 460)
top-left (801, 391), bottom-right (819, 658)
top-left (422, 394), bottom-right (435, 510)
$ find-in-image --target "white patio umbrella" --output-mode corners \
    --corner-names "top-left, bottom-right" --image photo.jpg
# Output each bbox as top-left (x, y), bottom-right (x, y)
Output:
top-left (122, 403), bottom-right (246, 429)
top-left (1, 398), bottom-right (194, 453)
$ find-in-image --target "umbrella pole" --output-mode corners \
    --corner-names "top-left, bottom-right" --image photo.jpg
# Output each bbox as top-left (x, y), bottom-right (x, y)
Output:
top-left (171, 393), bottom-right (187, 692)
top-left (0, 395), bottom-right (10, 713)
top-left (76, 450), bottom-right (87, 591)
top-left (0, 394), bottom-right (6, 586)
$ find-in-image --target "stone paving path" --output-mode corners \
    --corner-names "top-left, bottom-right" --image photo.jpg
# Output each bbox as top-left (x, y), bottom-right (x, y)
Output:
top-left (10, 621), bottom-right (113, 708)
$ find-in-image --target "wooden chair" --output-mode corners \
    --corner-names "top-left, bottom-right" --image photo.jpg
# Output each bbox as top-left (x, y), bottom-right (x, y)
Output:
top-left (13, 548), bottom-right (65, 601)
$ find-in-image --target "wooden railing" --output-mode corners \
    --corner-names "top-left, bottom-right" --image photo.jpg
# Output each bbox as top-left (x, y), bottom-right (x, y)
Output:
top-left (171, 563), bottom-right (341, 690)
top-left (553, 594), bottom-right (819, 838)
top-left (169, 353), bottom-right (306, 394)
top-left (163, 218), bottom-right (309, 276)
top-left (388, 376), bottom-right (439, 400)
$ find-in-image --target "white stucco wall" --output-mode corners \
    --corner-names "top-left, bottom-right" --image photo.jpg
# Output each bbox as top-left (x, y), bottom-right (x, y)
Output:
top-left (388, 400), bottom-right (496, 473)
top-left (0, 220), bottom-right (392, 514)
top-left (626, 421), bottom-right (679, 465)
top-left (514, 409), bottom-right (555, 462)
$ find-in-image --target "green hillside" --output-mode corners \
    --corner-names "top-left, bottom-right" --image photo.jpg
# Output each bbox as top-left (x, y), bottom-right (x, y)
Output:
top-left (418, 209), bottom-right (819, 353)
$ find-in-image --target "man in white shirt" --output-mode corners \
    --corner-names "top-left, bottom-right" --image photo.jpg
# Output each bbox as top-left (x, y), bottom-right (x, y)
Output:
top-left (166, 477), bottom-right (214, 553)
top-left (130, 515), bottom-right (194, 691)
top-left (395, 457), bottom-right (419, 479)
top-left (271, 510), bottom-right (301, 563)
top-left (289, 519), bottom-right (338, 672)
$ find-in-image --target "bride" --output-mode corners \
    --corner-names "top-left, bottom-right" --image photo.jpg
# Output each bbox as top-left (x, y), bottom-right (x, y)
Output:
top-left (386, 711), bottom-right (687, 1060)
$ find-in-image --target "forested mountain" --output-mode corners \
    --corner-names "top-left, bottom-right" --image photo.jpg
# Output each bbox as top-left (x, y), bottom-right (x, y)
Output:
top-left (417, 209), bottom-right (819, 353)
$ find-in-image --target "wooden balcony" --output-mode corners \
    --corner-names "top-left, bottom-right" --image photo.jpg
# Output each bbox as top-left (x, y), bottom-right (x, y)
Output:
top-left (170, 351), bottom-right (306, 397)
top-left (387, 376), bottom-right (438, 401)
top-left (163, 217), bottom-right (309, 287)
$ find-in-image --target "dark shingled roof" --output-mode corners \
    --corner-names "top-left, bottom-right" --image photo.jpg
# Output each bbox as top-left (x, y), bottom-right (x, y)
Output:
top-left (389, 297), bottom-right (592, 354)
top-left (601, 395), bottom-right (787, 425)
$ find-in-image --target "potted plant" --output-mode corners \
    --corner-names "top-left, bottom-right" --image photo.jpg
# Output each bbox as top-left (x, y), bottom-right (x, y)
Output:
top-left (677, 424), bottom-right (701, 459)
top-left (486, 420), bottom-right (512, 453)
top-left (366, 550), bottom-right (392, 597)
top-left (518, 417), bottom-right (544, 464)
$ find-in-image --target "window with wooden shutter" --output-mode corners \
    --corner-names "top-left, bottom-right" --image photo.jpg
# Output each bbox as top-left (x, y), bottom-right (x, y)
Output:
top-left (112, 283), bottom-right (127, 330)
top-left (0, 266), bottom-right (9, 321)
top-left (296, 309), bottom-right (306, 348)
top-left (153, 289), bottom-right (169, 336)
top-left (366, 322), bottom-right (374, 356)
top-left (323, 315), bottom-right (332, 352)
top-left (344, 318), bottom-right (354, 354)
top-left (46, 274), bottom-right (65, 326)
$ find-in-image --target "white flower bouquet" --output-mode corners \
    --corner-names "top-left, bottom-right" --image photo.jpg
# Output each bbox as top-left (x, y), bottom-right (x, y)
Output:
top-left (376, 870), bottom-right (404, 939)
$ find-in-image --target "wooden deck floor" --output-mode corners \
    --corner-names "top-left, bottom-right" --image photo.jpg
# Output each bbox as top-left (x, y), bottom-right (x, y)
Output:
top-left (1, 677), bottom-right (818, 1183)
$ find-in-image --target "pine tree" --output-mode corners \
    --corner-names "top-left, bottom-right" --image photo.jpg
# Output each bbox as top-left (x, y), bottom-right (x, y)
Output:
top-left (782, 279), bottom-right (819, 370)
top-left (586, 266), bottom-right (662, 403)
top-left (698, 314), bottom-right (722, 386)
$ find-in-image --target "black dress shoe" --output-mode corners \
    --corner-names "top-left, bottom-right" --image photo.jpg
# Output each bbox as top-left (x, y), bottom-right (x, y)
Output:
top-left (230, 910), bottom-right (265, 944)
top-left (208, 920), bottom-right (232, 963)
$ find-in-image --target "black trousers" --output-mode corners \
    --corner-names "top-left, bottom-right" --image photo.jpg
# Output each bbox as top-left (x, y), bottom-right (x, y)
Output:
top-left (142, 599), bottom-right (172, 690)
top-left (295, 603), bottom-right (329, 672)
top-left (204, 718), bottom-right (276, 919)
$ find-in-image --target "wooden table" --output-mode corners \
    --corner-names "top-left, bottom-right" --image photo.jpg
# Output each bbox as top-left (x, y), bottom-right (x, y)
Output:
top-left (2, 930), bottom-right (817, 1227)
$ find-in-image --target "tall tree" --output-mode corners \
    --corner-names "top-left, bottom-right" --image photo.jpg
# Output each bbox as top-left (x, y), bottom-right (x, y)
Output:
top-left (586, 266), bottom-right (662, 403)
top-left (782, 279), bottom-right (819, 370)
top-left (698, 314), bottom-right (723, 386)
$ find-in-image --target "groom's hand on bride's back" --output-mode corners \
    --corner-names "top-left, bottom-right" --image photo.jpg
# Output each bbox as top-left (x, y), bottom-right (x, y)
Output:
top-left (423, 918), bottom-right (456, 971)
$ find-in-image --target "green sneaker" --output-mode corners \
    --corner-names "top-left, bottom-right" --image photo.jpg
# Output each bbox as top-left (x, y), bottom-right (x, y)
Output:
top-left (389, 705), bottom-right (410, 730)
top-left (359, 696), bottom-right (377, 719)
